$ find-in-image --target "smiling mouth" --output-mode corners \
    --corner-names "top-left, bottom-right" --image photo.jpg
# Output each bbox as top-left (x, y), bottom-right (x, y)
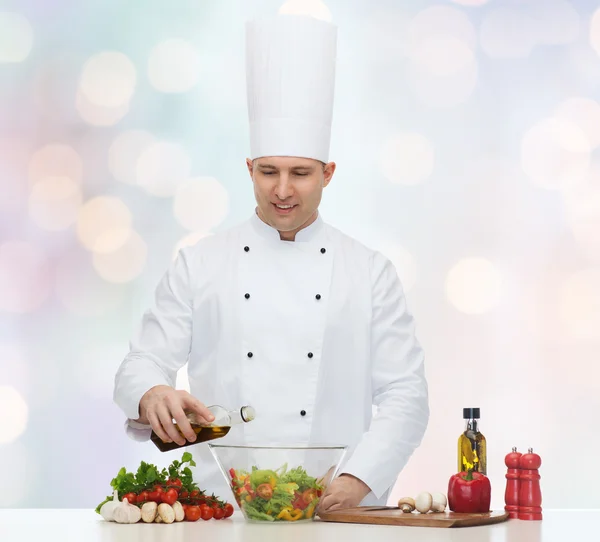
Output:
top-left (272, 203), bottom-right (297, 215)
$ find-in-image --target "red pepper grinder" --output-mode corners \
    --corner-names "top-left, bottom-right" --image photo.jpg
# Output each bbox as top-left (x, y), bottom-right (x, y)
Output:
top-left (504, 447), bottom-right (522, 519)
top-left (518, 448), bottom-right (542, 520)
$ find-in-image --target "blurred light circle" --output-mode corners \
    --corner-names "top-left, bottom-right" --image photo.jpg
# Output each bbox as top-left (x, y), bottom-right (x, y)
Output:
top-left (136, 142), bottom-right (192, 197)
top-left (521, 117), bottom-right (591, 190)
top-left (379, 133), bottom-right (434, 185)
top-left (0, 386), bottom-right (28, 444)
top-left (592, 8), bottom-right (600, 58)
top-left (0, 137), bottom-right (30, 213)
top-left (173, 177), bottom-right (230, 231)
top-left (409, 6), bottom-right (477, 51)
top-left (364, 9), bottom-right (410, 59)
top-left (148, 39), bottom-right (200, 93)
top-left (108, 130), bottom-right (156, 185)
top-left (376, 244), bottom-right (417, 293)
top-left (532, 0), bottom-right (579, 45)
top-left (0, 343), bottom-right (29, 397)
top-left (279, 0), bottom-right (333, 22)
top-left (0, 442), bottom-right (36, 506)
top-left (92, 230), bottom-right (147, 284)
top-left (79, 51), bottom-right (137, 108)
top-left (0, 241), bottom-right (50, 313)
top-left (172, 231), bottom-right (213, 261)
top-left (28, 176), bottom-right (83, 231)
top-left (76, 87), bottom-right (130, 126)
top-left (55, 249), bottom-right (125, 316)
top-left (451, 0), bottom-right (488, 5)
top-left (409, 36), bottom-right (474, 77)
top-left (28, 143), bottom-right (83, 186)
top-left (564, 173), bottom-right (600, 262)
top-left (560, 269), bottom-right (600, 340)
top-left (0, 12), bottom-right (33, 63)
top-left (554, 97), bottom-right (600, 149)
top-left (446, 257), bottom-right (502, 314)
top-left (480, 8), bottom-right (536, 58)
top-left (76, 196), bottom-right (133, 253)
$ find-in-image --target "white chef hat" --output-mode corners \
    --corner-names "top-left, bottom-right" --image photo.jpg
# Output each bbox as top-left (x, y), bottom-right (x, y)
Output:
top-left (245, 15), bottom-right (338, 163)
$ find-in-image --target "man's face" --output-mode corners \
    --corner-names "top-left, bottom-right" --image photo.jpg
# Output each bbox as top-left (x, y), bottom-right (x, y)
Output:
top-left (247, 156), bottom-right (336, 240)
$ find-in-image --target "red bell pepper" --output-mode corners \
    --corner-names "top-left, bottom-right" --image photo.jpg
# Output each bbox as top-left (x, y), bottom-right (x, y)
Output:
top-left (448, 469), bottom-right (491, 513)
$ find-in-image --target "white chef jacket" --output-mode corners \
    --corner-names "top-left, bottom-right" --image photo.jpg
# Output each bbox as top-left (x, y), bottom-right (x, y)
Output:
top-left (114, 210), bottom-right (429, 506)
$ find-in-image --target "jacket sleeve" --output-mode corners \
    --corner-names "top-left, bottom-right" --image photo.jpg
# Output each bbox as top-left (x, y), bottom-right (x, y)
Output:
top-left (113, 248), bottom-right (194, 422)
top-left (338, 252), bottom-right (430, 499)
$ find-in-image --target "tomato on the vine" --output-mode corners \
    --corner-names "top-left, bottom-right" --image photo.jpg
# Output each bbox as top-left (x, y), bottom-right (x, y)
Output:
top-left (200, 505), bottom-right (214, 521)
top-left (213, 507), bottom-right (225, 520)
top-left (185, 505), bottom-right (201, 522)
top-left (122, 492), bottom-right (137, 504)
top-left (137, 491), bottom-right (150, 504)
top-left (161, 488), bottom-right (178, 506)
top-left (223, 503), bottom-right (234, 518)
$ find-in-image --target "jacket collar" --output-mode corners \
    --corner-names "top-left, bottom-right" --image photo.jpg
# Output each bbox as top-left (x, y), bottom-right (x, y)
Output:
top-left (249, 208), bottom-right (325, 243)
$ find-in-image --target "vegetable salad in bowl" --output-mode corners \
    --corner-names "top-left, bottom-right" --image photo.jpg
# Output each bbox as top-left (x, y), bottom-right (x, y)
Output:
top-left (209, 444), bottom-right (347, 523)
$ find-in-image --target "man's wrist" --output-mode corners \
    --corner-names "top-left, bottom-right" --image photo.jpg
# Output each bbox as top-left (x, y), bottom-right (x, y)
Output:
top-left (340, 473), bottom-right (371, 494)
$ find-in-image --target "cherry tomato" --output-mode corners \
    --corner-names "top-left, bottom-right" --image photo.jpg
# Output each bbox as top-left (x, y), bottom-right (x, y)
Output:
top-left (137, 491), bottom-right (149, 504)
top-left (213, 507), bottom-right (225, 520)
top-left (200, 505), bottom-right (214, 521)
top-left (161, 488), bottom-right (178, 506)
top-left (168, 478), bottom-right (183, 488)
top-left (190, 490), bottom-right (200, 499)
top-left (148, 491), bottom-right (159, 502)
top-left (185, 505), bottom-right (201, 522)
top-left (123, 492), bottom-right (137, 504)
top-left (179, 490), bottom-right (189, 500)
top-left (223, 503), bottom-right (234, 518)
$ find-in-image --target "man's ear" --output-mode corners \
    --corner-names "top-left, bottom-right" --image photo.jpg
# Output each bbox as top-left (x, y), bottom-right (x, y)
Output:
top-left (323, 161), bottom-right (336, 187)
top-left (246, 158), bottom-right (254, 178)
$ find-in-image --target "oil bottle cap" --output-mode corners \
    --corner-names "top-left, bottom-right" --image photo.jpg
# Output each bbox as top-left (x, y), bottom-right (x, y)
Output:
top-left (241, 406), bottom-right (256, 422)
top-left (463, 407), bottom-right (480, 419)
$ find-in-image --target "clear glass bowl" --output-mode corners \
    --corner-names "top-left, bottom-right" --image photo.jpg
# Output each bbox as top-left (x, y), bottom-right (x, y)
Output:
top-left (208, 443), bottom-right (347, 523)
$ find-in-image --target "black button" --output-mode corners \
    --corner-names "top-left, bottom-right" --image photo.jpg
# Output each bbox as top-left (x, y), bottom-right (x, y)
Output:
top-left (247, 352), bottom-right (253, 358)
top-left (315, 294), bottom-right (321, 300)
top-left (300, 410), bottom-right (306, 416)
top-left (307, 352), bottom-right (313, 358)
top-left (244, 246), bottom-right (250, 252)
top-left (244, 293), bottom-right (250, 299)
top-left (320, 248), bottom-right (326, 254)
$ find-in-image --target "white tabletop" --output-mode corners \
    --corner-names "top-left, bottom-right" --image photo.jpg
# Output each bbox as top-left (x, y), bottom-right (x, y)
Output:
top-left (0, 510), bottom-right (598, 541)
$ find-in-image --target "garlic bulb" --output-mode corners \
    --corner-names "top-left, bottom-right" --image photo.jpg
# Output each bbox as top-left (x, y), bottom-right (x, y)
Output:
top-left (113, 498), bottom-right (142, 524)
top-left (100, 490), bottom-right (120, 522)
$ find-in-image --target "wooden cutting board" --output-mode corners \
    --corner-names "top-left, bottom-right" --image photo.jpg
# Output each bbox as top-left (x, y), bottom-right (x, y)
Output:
top-left (318, 506), bottom-right (510, 528)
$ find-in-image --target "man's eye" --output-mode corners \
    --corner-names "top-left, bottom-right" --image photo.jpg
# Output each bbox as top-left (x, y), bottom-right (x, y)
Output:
top-left (294, 173), bottom-right (308, 176)
top-left (262, 171), bottom-right (275, 175)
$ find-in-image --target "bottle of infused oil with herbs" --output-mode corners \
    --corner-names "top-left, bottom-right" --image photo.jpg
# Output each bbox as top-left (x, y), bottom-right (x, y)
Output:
top-left (151, 405), bottom-right (255, 452)
top-left (458, 407), bottom-right (487, 474)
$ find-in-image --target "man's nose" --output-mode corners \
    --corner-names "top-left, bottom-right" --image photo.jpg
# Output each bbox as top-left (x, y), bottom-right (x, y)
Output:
top-left (274, 176), bottom-right (293, 200)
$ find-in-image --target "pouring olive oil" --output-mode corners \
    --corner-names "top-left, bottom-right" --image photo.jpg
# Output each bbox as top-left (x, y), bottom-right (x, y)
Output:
top-left (151, 405), bottom-right (255, 452)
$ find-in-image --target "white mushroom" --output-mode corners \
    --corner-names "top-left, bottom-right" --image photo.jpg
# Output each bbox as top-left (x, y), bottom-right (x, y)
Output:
top-left (431, 493), bottom-right (447, 513)
top-left (157, 503), bottom-right (175, 524)
top-left (415, 492), bottom-right (433, 514)
top-left (141, 502), bottom-right (158, 523)
top-left (397, 497), bottom-right (416, 513)
top-left (172, 501), bottom-right (185, 522)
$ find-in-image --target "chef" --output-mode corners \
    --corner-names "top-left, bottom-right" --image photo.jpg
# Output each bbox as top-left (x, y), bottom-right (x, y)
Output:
top-left (114, 14), bottom-right (429, 511)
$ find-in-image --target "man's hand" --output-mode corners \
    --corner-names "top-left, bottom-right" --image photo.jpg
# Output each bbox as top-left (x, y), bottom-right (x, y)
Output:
top-left (136, 385), bottom-right (214, 446)
top-left (317, 474), bottom-right (371, 513)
